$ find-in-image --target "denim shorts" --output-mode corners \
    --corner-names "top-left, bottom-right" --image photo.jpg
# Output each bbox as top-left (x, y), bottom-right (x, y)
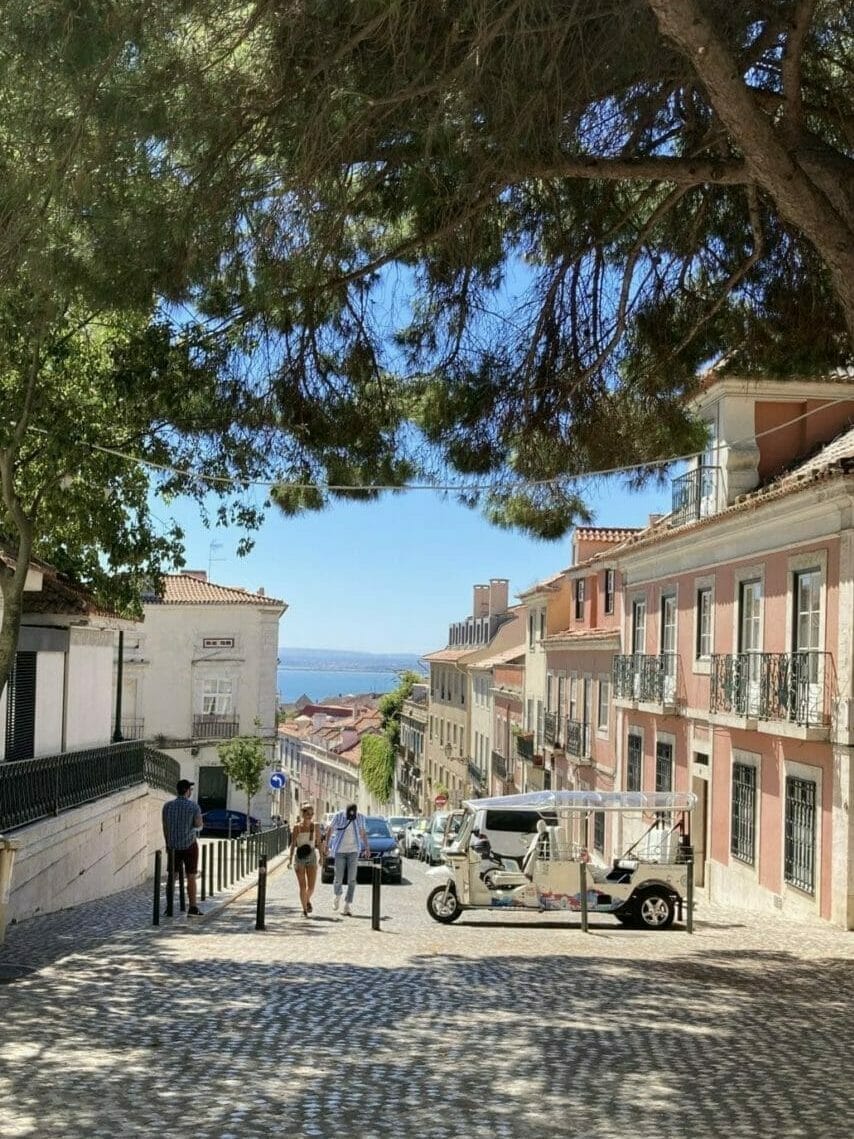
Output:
top-left (294, 850), bottom-right (318, 868)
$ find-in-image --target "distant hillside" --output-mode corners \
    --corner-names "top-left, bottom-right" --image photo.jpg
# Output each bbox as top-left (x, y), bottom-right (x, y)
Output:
top-left (278, 647), bottom-right (426, 674)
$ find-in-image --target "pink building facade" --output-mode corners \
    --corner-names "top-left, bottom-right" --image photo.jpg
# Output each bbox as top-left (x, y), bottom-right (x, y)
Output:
top-left (614, 376), bottom-right (854, 928)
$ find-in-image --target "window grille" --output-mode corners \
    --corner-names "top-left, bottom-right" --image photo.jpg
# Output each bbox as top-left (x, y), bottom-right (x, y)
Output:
top-left (627, 733), bottom-right (642, 791)
top-left (784, 777), bottom-right (816, 894)
top-left (730, 762), bottom-right (756, 863)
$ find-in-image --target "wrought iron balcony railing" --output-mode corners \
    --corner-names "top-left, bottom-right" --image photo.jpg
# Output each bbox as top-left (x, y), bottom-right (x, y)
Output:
top-left (491, 750), bottom-right (508, 780)
top-left (543, 710), bottom-right (560, 747)
top-left (120, 717), bottom-right (145, 740)
top-left (565, 719), bottom-right (591, 759)
top-left (671, 465), bottom-right (722, 527)
top-left (612, 654), bottom-right (679, 705)
top-left (710, 651), bottom-right (831, 727)
top-left (514, 732), bottom-right (534, 761)
top-left (0, 741), bottom-right (180, 832)
top-left (193, 714), bottom-right (240, 740)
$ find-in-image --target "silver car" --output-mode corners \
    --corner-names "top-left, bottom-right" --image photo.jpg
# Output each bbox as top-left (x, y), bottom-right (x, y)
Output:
top-left (403, 816), bottom-right (429, 858)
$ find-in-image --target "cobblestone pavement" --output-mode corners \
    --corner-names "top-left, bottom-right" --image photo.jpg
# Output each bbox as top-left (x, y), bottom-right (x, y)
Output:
top-left (1, 856), bottom-right (852, 1139)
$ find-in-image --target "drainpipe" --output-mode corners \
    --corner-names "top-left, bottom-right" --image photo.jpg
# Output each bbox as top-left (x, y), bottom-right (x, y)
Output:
top-left (112, 630), bottom-right (124, 743)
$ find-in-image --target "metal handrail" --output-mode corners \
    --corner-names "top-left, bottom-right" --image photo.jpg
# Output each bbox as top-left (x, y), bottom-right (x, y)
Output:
top-left (612, 654), bottom-right (679, 704)
top-left (565, 719), bottom-right (591, 758)
top-left (0, 742), bottom-right (180, 832)
top-left (193, 714), bottom-right (240, 740)
top-left (543, 710), bottom-right (560, 746)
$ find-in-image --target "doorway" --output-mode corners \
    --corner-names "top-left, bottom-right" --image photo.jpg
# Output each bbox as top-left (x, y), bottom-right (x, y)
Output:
top-left (198, 765), bottom-right (228, 812)
top-left (691, 771), bottom-right (709, 887)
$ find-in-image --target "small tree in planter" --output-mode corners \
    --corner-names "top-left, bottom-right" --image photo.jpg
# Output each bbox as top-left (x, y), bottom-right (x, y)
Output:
top-left (217, 733), bottom-right (267, 832)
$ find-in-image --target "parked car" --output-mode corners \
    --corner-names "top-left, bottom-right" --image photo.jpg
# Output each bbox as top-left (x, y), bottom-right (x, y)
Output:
top-left (403, 817), bottom-right (429, 857)
top-left (421, 811), bottom-right (460, 865)
top-left (386, 815), bottom-right (416, 845)
top-left (201, 808), bottom-right (261, 837)
top-left (321, 815), bottom-right (403, 884)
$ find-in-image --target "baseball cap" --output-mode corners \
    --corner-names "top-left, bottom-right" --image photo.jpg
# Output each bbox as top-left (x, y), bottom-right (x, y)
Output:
top-left (176, 779), bottom-right (195, 795)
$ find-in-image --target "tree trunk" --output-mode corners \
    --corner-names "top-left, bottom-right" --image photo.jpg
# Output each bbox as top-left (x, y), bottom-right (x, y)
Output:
top-left (648, 0), bottom-right (854, 345)
top-left (0, 531), bottom-right (35, 704)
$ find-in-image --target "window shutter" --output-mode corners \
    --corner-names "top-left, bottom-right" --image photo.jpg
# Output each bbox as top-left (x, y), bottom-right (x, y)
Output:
top-left (6, 651), bottom-right (37, 761)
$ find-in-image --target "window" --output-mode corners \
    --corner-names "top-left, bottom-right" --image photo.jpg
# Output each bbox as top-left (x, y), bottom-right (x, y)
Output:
top-left (593, 811), bottom-right (605, 853)
top-left (731, 762), bottom-right (756, 864)
top-left (528, 611), bottom-right (535, 646)
top-left (568, 676), bottom-right (578, 723)
top-left (575, 578), bottom-right (585, 620)
top-left (626, 733), bottom-right (642, 791)
top-left (539, 609), bottom-right (546, 640)
top-left (632, 599), bottom-right (646, 655)
top-left (604, 569), bottom-right (615, 615)
top-left (655, 740), bottom-right (673, 792)
top-left (597, 677), bottom-right (609, 730)
top-left (784, 777), bottom-right (816, 894)
top-left (696, 588), bottom-right (712, 659)
top-left (793, 569), bottom-right (821, 699)
top-left (5, 651), bottom-right (37, 761)
top-left (202, 678), bottom-right (232, 714)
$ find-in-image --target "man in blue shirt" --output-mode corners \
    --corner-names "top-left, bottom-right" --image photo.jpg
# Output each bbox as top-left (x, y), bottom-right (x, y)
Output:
top-left (162, 779), bottom-right (204, 916)
top-left (325, 803), bottom-right (369, 915)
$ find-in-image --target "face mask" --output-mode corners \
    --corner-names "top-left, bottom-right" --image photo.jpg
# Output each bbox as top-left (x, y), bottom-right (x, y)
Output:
top-left (346, 807), bottom-right (357, 821)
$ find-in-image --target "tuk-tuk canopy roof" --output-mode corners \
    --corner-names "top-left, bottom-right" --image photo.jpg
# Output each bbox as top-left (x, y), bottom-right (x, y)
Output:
top-left (462, 790), bottom-right (697, 812)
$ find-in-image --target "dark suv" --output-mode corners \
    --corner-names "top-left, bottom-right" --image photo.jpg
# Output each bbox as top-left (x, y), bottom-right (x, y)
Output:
top-left (321, 816), bottom-right (403, 884)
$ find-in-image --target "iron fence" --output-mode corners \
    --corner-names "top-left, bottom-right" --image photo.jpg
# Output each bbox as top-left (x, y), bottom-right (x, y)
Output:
top-left (491, 750), bottom-right (508, 780)
top-left (120, 717), bottom-right (146, 740)
top-left (514, 732), bottom-right (534, 761)
top-left (0, 742), bottom-right (180, 832)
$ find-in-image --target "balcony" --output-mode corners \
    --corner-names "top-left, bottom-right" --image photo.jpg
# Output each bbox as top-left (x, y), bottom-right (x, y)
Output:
top-left (193, 714), bottom-right (240, 740)
top-left (710, 651), bottom-right (831, 728)
top-left (565, 719), bottom-right (591, 760)
top-left (543, 710), bottom-right (560, 747)
top-left (613, 654), bottom-right (679, 707)
top-left (514, 732), bottom-right (534, 762)
top-left (119, 717), bottom-right (145, 741)
top-left (491, 750), bottom-right (508, 780)
top-left (671, 465), bottom-right (722, 527)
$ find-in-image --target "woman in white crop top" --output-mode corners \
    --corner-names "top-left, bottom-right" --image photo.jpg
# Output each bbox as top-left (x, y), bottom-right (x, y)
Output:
top-left (288, 803), bottom-right (323, 916)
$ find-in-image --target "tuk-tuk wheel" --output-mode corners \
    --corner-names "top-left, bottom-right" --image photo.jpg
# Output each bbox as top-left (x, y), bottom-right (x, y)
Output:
top-left (635, 888), bottom-right (676, 930)
top-left (427, 884), bottom-right (462, 924)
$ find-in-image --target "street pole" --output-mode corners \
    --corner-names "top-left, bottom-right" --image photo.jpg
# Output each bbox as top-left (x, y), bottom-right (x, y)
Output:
top-left (112, 630), bottom-right (124, 742)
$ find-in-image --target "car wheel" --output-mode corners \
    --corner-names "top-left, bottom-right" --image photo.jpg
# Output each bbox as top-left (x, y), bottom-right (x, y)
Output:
top-left (635, 889), bottom-right (676, 930)
top-left (426, 884), bottom-right (462, 923)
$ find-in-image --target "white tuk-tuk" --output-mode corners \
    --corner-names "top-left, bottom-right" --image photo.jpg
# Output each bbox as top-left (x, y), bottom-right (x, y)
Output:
top-left (425, 790), bottom-right (696, 931)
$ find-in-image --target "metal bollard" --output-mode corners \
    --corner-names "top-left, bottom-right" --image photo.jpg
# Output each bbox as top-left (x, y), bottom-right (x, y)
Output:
top-left (178, 862), bottom-right (186, 912)
top-left (165, 849), bottom-right (175, 917)
top-left (255, 854), bottom-right (268, 930)
top-left (200, 844), bottom-right (207, 901)
top-left (209, 841), bottom-right (215, 897)
top-left (579, 860), bottom-right (588, 933)
top-left (371, 861), bottom-right (381, 931)
top-left (153, 850), bottom-right (162, 926)
top-left (686, 854), bottom-right (695, 935)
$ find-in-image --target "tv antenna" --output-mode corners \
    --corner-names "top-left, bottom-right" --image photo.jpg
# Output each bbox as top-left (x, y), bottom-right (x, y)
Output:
top-left (208, 540), bottom-right (225, 578)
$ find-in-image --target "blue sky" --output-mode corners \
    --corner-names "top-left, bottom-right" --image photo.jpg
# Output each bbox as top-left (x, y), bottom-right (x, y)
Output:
top-left (153, 475), bottom-right (673, 655)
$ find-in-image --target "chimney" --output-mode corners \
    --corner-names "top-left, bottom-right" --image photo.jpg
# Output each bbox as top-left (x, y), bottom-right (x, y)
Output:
top-left (257, 587), bottom-right (265, 597)
top-left (648, 514), bottom-right (663, 528)
top-left (488, 578), bottom-right (509, 616)
top-left (473, 584), bottom-right (489, 617)
top-left (181, 570), bottom-right (207, 582)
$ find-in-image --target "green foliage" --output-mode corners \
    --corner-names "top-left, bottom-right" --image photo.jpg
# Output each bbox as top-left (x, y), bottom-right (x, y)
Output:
top-left (217, 733), bottom-right (267, 820)
top-left (378, 671), bottom-right (423, 749)
top-left (360, 732), bottom-right (394, 804)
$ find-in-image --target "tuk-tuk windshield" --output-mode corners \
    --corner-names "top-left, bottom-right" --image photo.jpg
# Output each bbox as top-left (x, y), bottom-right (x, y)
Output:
top-left (463, 790), bottom-right (697, 812)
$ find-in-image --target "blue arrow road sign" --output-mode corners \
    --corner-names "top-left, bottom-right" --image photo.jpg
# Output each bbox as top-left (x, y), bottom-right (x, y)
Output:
top-left (269, 771), bottom-right (287, 791)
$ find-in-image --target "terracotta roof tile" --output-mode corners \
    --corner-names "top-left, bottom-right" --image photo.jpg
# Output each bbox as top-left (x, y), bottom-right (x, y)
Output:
top-left (423, 646), bottom-right (474, 663)
top-left (153, 573), bottom-right (286, 608)
top-left (517, 569), bottom-right (569, 598)
top-left (544, 628), bottom-right (621, 646)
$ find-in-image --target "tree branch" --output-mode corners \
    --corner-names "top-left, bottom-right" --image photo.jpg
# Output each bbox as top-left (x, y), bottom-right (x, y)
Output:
top-left (782, 0), bottom-right (817, 130)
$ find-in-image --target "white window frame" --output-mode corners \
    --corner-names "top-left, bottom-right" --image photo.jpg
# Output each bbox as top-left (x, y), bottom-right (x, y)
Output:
top-left (597, 675), bottom-right (610, 734)
top-left (693, 574), bottom-right (715, 674)
top-left (202, 677), bottom-right (233, 715)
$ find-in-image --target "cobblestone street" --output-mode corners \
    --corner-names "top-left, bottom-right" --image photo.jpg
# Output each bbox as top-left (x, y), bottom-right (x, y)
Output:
top-left (2, 855), bottom-right (852, 1139)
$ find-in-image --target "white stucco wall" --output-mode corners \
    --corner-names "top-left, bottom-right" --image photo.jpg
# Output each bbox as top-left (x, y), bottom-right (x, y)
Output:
top-left (33, 651), bottom-right (65, 756)
top-left (65, 630), bottom-right (115, 749)
top-left (5, 784), bottom-right (170, 925)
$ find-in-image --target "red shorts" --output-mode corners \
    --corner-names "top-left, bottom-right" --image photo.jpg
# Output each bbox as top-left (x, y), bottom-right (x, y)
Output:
top-left (171, 842), bottom-right (199, 876)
